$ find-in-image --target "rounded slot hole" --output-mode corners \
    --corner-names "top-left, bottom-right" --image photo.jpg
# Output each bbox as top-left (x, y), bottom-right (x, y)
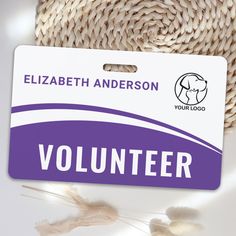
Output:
top-left (103, 64), bottom-right (138, 73)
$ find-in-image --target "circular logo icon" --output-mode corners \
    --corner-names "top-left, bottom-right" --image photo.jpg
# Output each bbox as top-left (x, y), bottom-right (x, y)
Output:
top-left (174, 73), bottom-right (208, 106)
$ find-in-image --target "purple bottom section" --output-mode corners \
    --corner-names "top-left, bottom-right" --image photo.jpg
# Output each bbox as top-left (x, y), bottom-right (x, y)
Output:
top-left (9, 121), bottom-right (221, 190)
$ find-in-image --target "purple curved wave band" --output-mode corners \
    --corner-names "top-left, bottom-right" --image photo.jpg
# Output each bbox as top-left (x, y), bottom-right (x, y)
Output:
top-left (11, 103), bottom-right (221, 154)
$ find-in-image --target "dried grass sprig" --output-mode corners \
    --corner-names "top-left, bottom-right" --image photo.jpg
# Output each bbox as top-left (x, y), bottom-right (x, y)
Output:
top-left (166, 207), bottom-right (200, 221)
top-left (150, 207), bottom-right (203, 236)
top-left (24, 185), bottom-right (118, 235)
top-left (22, 185), bottom-right (203, 236)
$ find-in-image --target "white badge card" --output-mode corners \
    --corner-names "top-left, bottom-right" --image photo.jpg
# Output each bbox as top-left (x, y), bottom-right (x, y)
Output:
top-left (9, 45), bottom-right (227, 190)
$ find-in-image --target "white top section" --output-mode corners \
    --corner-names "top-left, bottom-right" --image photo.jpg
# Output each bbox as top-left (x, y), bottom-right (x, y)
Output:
top-left (12, 46), bottom-right (227, 149)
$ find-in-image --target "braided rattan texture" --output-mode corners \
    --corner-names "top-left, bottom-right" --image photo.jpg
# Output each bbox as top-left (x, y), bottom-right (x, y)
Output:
top-left (36, 0), bottom-right (236, 131)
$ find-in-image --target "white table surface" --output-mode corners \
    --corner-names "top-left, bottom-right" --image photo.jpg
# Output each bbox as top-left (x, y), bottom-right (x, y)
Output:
top-left (0, 1), bottom-right (236, 235)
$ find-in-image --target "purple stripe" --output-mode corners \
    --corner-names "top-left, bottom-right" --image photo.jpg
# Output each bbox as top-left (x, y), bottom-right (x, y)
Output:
top-left (11, 103), bottom-right (222, 153)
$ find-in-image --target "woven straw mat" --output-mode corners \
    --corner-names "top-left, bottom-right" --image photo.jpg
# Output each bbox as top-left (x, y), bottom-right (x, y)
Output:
top-left (35, 0), bottom-right (236, 131)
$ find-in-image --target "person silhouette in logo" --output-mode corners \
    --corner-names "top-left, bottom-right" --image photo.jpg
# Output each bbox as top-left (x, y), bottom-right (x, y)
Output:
top-left (178, 74), bottom-right (207, 105)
